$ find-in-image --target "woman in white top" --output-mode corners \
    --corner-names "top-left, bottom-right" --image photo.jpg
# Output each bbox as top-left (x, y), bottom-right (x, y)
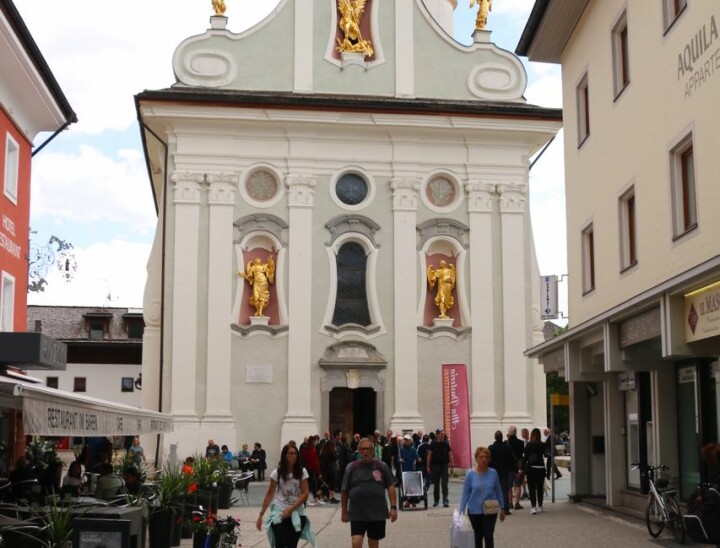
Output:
top-left (61, 461), bottom-right (84, 496)
top-left (256, 444), bottom-right (316, 548)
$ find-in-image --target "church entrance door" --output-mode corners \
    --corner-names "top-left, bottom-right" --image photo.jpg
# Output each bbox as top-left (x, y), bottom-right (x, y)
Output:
top-left (329, 387), bottom-right (376, 437)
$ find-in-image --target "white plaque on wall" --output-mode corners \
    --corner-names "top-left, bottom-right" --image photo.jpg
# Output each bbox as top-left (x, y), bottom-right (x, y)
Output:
top-left (245, 365), bottom-right (273, 383)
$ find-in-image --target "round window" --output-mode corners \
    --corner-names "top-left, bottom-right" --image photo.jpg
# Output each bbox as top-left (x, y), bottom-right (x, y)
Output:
top-left (335, 173), bottom-right (368, 206)
top-left (245, 170), bottom-right (279, 202)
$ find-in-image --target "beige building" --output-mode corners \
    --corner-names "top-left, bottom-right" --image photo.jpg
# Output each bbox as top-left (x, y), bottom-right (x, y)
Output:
top-left (520, 0), bottom-right (720, 511)
top-left (137, 0), bottom-right (560, 465)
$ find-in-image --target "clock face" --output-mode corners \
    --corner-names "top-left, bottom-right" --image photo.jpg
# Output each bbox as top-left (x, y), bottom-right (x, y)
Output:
top-left (335, 173), bottom-right (368, 205)
top-left (426, 177), bottom-right (456, 207)
top-left (246, 170), bottom-right (278, 202)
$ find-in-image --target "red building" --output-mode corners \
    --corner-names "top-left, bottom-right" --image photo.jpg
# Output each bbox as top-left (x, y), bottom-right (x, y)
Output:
top-left (1, 0), bottom-right (77, 329)
top-left (1, 0), bottom-right (76, 462)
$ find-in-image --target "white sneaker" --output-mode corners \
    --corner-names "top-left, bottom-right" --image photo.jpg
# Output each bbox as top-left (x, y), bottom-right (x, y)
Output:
top-left (537, 506), bottom-right (543, 513)
top-left (531, 507), bottom-right (537, 514)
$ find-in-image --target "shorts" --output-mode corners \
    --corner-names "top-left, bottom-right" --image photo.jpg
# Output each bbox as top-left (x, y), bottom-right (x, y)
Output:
top-left (512, 471), bottom-right (524, 487)
top-left (350, 520), bottom-right (386, 540)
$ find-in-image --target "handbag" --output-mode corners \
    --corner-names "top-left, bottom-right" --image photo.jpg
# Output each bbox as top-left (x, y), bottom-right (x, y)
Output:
top-left (482, 499), bottom-right (500, 515)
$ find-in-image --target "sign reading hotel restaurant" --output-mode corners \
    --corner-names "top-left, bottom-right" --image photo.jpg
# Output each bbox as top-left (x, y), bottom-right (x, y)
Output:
top-left (540, 275), bottom-right (559, 319)
top-left (22, 395), bottom-right (173, 437)
top-left (684, 281), bottom-right (720, 342)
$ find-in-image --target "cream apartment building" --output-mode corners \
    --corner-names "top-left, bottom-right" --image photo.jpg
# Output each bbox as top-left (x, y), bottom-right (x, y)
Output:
top-left (519, 0), bottom-right (720, 511)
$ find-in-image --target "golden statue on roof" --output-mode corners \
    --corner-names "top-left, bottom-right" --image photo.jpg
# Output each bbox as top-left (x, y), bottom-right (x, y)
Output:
top-left (470, 0), bottom-right (493, 31)
top-left (337, 0), bottom-right (374, 58)
top-left (212, 0), bottom-right (226, 16)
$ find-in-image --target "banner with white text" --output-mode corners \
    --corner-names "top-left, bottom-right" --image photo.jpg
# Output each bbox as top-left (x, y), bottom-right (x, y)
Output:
top-left (441, 363), bottom-right (471, 468)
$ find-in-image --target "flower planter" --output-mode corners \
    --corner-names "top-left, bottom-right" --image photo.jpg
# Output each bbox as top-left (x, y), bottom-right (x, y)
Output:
top-left (148, 507), bottom-right (175, 548)
top-left (218, 481), bottom-right (234, 509)
top-left (171, 502), bottom-right (185, 546)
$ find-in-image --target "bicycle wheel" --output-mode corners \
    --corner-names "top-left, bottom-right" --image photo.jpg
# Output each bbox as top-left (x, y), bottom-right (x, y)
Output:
top-left (666, 496), bottom-right (685, 544)
top-left (646, 496), bottom-right (665, 538)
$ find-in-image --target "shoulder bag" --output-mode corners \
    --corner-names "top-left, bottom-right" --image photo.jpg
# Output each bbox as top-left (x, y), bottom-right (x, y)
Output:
top-left (481, 471), bottom-right (500, 515)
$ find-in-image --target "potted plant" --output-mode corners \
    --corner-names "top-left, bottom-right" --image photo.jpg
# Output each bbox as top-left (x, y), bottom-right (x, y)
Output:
top-left (148, 463), bottom-right (189, 548)
top-left (10, 496), bottom-right (76, 548)
top-left (188, 509), bottom-right (218, 548)
top-left (192, 456), bottom-right (222, 512)
top-left (215, 458), bottom-right (234, 509)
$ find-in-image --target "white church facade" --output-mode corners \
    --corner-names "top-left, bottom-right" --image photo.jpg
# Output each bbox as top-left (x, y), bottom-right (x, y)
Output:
top-left (136, 0), bottom-right (561, 463)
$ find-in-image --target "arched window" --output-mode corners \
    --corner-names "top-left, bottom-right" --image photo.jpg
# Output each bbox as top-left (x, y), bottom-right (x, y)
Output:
top-left (332, 242), bottom-right (371, 327)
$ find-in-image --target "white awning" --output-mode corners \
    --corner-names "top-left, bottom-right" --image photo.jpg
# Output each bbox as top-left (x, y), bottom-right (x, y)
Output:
top-left (0, 377), bottom-right (173, 436)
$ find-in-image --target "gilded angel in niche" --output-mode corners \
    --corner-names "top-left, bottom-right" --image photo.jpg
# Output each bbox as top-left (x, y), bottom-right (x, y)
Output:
top-left (427, 260), bottom-right (456, 319)
top-left (337, 0), bottom-right (374, 58)
top-left (238, 257), bottom-right (275, 317)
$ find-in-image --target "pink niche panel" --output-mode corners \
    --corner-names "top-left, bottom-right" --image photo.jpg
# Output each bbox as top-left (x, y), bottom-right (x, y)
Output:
top-left (238, 249), bottom-right (280, 326)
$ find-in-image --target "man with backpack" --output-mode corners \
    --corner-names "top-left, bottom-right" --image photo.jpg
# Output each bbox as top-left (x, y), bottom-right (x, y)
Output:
top-left (341, 438), bottom-right (398, 548)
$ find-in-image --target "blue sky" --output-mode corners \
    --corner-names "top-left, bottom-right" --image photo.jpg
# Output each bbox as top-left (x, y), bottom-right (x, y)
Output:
top-left (17, 0), bottom-right (565, 313)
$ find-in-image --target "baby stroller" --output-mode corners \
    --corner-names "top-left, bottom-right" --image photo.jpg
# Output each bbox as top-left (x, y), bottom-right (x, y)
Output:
top-left (683, 482), bottom-right (720, 545)
top-left (399, 471), bottom-right (427, 510)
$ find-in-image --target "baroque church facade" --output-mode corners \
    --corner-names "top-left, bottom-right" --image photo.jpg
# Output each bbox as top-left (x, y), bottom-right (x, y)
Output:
top-left (137, 0), bottom-right (561, 462)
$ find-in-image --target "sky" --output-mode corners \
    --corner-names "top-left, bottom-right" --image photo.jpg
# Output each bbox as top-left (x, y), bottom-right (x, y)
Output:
top-left (17, 0), bottom-right (567, 318)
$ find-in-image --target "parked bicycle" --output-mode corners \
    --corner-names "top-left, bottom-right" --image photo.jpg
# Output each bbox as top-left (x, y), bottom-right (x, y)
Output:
top-left (631, 462), bottom-right (684, 543)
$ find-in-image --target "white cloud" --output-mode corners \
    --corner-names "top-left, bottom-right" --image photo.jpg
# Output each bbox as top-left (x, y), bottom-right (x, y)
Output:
top-left (30, 145), bottom-right (156, 233)
top-left (27, 240), bottom-right (152, 308)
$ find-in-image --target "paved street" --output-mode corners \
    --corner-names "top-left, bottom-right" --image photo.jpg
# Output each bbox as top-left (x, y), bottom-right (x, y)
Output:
top-left (179, 471), bottom-right (693, 547)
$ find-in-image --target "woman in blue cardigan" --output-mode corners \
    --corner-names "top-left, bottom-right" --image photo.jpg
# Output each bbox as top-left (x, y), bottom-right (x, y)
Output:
top-left (459, 446), bottom-right (506, 548)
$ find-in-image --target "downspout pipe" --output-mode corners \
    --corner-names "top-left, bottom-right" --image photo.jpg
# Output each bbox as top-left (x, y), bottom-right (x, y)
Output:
top-left (31, 118), bottom-right (76, 157)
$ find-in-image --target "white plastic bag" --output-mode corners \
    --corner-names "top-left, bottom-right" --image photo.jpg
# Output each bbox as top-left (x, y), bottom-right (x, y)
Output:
top-left (450, 523), bottom-right (475, 548)
top-left (452, 509), bottom-right (464, 529)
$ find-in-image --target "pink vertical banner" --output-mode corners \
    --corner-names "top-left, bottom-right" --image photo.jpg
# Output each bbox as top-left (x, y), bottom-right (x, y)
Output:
top-left (442, 364), bottom-right (472, 468)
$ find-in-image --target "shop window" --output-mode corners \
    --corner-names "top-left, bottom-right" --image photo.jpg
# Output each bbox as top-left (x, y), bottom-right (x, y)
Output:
top-left (581, 223), bottom-right (596, 294)
top-left (46, 377), bottom-right (59, 389)
top-left (619, 187), bottom-right (637, 270)
top-left (121, 377), bottom-right (134, 392)
top-left (3, 133), bottom-right (19, 205)
top-left (612, 11), bottom-right (630, 97)
top-left (576, 72), bottom-right (590, 147)
top-left (73, 377), bottom-right (86, 392)
top-left (332, 241), bottom-right (371, 327)
top-left (0, 272), bottom-right (15, 332)
top-left (670, 134), bottom-right (697, 239)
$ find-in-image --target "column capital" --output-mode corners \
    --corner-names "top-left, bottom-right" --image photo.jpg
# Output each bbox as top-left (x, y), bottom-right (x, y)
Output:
top-left (390, 178), bottom-right (420, 211)
top-left (206, 173), bottom-right (238, 205)
top-left (171, 171), bottom-right (204, 204)
top-left (286, 174), bottom-right (317, 207)
top-left (497, 182), bottom-right (527, 213)
top-left (465, 181), bottom-right (497, 213)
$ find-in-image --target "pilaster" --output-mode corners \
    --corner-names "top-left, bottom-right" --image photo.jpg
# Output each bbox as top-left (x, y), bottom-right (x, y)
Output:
top-left (204, 173), bottom-right (238, 436)
top-left (465, 181), bottom-right (499, 445)
top-left (498, 181), bottom-right (530, 421)
top-left (390, 178), bottom-right (424, 432)
top-left (395, 0), bottom-right (415, 98)
top-left (281, 174), bottom-right (319, 444)
top-left (169, 171), bottom-right (203, 419)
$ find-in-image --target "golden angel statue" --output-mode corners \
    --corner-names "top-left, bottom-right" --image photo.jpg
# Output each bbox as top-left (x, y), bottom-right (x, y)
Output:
top-left (470, 0), bottom-right (493, 31)
top-left (238, 257), bottom-right (275, 317)
top-left (427, 260), bottom-right (456, 319)
top-left (337, 0), bottom-right (374, 58)
top-left (212, 0), bottom-right (226, 16)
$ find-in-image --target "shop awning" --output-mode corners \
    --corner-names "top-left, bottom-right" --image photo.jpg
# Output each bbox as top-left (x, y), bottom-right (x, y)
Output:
top-left (0, 377), bottom-right (173, 436)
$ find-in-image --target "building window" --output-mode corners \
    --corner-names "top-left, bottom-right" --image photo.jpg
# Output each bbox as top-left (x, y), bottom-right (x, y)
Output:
top-left (670, 134), bottom-right (697, 238)
top-left (89, 322), bottom-right (105, 340)
top-left (3, 134), bottom-right (19, 204)
top-left (582, 224), bottom-right (596, 294)
top-left (335, 173), bottom-right (368, 206)
top-left (619, 187), bottom-right (637, 270)
top-left (612, 12), bottom-right (630, 97)
top-left (73, 377), bottom-right (87, 392)
top-left (121, 377), bottom-right (134, 392)
top-left (332, 241), bottom-right (371, 327)
top-left (46, 377), bottom-right (59, 389)
top-left (576, 73), bottom-right (590, 146)
top-left (663, 0), bottom-right (687, 32)
top-left (0, 272), bottom-right (15, 332)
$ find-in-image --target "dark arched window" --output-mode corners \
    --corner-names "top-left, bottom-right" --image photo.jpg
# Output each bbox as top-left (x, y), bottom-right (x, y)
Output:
top-left (332, 242), bottom-right (371, 326)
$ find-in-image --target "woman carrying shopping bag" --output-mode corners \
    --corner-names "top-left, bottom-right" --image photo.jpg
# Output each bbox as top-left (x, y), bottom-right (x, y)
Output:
top-left (458, 446), bottom-right (506, 548)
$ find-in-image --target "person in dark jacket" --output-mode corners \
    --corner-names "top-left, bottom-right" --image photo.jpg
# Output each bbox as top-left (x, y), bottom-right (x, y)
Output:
top-left (544, 428), bottom-right (562, 480)
top-left (489, 430), bottom-right (517, 514)
top-left (506, 426), bottom-right (525, 510)
top-left (522, 428), bottom-right (547, 514)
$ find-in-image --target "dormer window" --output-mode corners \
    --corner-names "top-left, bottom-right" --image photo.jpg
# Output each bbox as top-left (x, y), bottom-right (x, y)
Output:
top-left (82, 312), bottom-right (111, 340)
top-left (122, 313), bottom-right (145, 339)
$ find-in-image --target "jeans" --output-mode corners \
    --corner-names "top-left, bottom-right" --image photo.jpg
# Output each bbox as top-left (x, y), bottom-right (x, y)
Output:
top-left (468, 513), bottom-right (498, 548)
top-left (430, 463), bottom-right (449, 503)
top-left (527, 468), bottom-right (545, 508)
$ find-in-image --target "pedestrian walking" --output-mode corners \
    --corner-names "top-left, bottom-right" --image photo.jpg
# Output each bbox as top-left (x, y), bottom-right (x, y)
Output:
top-left (341, 438), bottom-right (398, 548)
top-left (427, 428), bottom-right (454, 507)
top-left (459, 446), bottom-right (506, 548)
top-left (522, 428), bottom-right (547, 514)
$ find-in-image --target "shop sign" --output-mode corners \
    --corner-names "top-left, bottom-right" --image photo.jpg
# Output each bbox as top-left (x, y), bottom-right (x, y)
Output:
top-left (684, 281), bottom-right (720, 342)
top-left (540, 275), bottom-right (558, 319)
top-left (617, 372), bottom-right (636, 391)
top-left (678, 366), bottom-right (696, 384)
top-left (677, 14), bottom-right (719, 100)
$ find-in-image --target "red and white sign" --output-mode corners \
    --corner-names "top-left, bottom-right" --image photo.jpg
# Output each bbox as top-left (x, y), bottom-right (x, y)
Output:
top-left (441, 363), bottom-right (471, 468)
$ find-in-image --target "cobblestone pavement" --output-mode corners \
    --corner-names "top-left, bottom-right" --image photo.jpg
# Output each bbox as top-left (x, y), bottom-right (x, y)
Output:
top-left (179, 472), bottom-right (693, 547)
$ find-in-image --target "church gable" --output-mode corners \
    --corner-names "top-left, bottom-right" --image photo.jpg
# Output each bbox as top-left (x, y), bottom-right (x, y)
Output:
top-left (172, 0), bottom-right (527, 102)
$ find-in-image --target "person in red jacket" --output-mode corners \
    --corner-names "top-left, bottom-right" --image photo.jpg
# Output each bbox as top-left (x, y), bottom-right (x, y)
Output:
top-left (301, 436), bottom-right (323, 505)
